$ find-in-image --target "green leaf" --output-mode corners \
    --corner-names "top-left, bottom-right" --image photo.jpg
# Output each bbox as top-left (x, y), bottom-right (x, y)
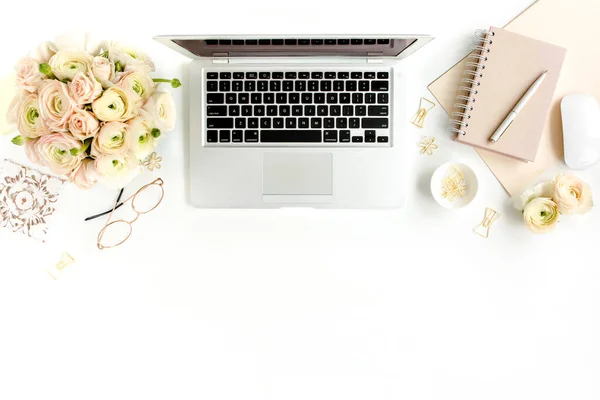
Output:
top-left (38, 63), bottom-right (52, 75)
top-left (11, 135), bottom-right (25, 146)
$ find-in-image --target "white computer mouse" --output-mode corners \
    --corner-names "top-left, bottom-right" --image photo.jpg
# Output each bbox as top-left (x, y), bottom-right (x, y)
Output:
top-left (561, 94), bottom-right (600, 170)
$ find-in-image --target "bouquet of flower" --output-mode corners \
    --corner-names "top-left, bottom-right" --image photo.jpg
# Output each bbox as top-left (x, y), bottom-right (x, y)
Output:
top-left (514, 173), bottom-right (593, 233)
top-left (5, 40), bottom-right (180, 189)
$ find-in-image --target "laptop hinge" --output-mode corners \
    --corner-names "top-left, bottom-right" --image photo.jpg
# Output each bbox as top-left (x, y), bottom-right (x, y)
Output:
top-left (212, 53), bottom-right (229, 64)
top-left (367, 52), bottom-right (384, 64)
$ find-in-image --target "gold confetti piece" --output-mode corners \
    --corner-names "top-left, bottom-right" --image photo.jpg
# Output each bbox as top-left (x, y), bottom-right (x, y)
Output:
top-left (473, 208), bottom-right (502, 238)
top-left (141, 152), bottom-right (163, 172)
top-left (441, 165), bottom-right (468, 201)
top-left (47, 253), bottom-right (75, 280)
top-left (411, 97), bottom-right (436, 128)
top-left (419, 136), bottom-right (438, 155)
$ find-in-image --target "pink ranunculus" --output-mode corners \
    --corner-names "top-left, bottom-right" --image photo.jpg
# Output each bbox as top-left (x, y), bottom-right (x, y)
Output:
top-left (38, 80), bottom-right (76, 132)
top-left (68, 72), bottom-right (102, 105)
top-left (35, 132), bottom-right (83, 175)
top-left (68, 108), bottom-right (100, 140)
top-left (91, 56), bottom-right (116, 88)
top-left (14, 57), bottom-right (45, 93)
top-left (69, 158), bottom-right (98, 189)
top-left (16, 93), bottom-right (48, 138)
top-left (24, 138), bottom-right (41, 164)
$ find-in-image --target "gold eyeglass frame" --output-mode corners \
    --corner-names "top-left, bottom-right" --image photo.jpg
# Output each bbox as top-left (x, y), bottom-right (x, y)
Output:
top-left (97, 178), bottom-right (165, 250)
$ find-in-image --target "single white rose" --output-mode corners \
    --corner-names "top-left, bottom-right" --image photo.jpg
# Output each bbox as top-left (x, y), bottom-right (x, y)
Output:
top-left (92, 121), bottom-right (130, 156)
top-left (514, 181), bottom-right (554, 211)
top-left (68, 108), bottom-right (99, 140)
top-left (552, 173), bottom-right (593, 215)
top-left (91, 56), bottom-right (116, 88)
top-left (523, 197), bottom-right (560, 233)
top-left (116, 70), bottom-right (155, 106)
top-left (35, 132), bottom-right (84, 175)
top-left (127, 115), bottom-right (155, 160)
top-left (29, 41), bottom-right (57, 64)
top-left (68, 72), bottom-right (102, 105)
top-left (107, 42), bottom-right (155, 72)
top-left (95, 153), bottom-right (140, 189)
top-left (49, 50), bottom-right (93, 81)
top-left (92, 86), bottom-right (136, 122)
top-left (38, 80), bottom-right (76, 132)
top-left (70, 158), bottom-right (98, 189)
top-left (142, 91), bottom-right (175, 132)
top-left (14, 57), bottom-right (45, 93)
top-left (16, 93), bottom-right (48, 138)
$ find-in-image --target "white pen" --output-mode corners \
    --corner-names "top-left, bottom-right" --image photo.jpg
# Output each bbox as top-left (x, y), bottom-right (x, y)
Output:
top-left (490, 70), bottom-right (548, 143)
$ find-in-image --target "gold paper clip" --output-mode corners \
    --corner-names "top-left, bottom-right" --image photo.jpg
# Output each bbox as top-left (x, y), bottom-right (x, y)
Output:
top-left (47, 253), bottom-right (75, 280)
top-left (411, 98), bottom-right (436, 128)
top-left (419, 136), bottom-right (438, 155)
top-left (473, 208), bottom-right (501, 238)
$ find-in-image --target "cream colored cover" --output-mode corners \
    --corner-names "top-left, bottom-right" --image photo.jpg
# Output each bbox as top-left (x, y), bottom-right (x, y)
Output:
top-left (428, 0), bottom-right (600, 195)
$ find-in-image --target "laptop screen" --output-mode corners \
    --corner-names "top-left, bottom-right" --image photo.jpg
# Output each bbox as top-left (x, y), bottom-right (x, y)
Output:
top-left (169, 37), bottom-right (420, 58)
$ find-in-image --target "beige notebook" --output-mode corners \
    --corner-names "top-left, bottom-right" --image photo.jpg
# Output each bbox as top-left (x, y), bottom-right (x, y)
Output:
top-left (445, 27), bottom-right (566, 162)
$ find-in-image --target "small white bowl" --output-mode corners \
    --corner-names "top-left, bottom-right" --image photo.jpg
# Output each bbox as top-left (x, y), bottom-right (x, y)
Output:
top-left (430, 162), bottom-right (478, 209)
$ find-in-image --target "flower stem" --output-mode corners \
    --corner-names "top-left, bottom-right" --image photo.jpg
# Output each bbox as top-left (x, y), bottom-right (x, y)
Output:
top-left (153, 78), bottom-right (182, 88)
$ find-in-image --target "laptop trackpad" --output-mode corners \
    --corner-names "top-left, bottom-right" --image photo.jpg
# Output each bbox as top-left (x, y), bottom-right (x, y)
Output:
top-left (263, 153), bottom-right (332, 203)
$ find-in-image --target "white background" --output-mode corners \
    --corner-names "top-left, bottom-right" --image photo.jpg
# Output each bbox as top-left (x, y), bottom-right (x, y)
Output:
top-left (1, 0), bottom-right (600, 399)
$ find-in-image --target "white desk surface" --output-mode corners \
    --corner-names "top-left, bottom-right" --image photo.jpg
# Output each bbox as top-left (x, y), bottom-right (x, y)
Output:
top-left (1, 1), bottom-right (600, 399)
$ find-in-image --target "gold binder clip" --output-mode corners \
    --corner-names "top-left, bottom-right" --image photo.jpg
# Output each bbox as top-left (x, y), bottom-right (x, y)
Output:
top-left (473, 208), bottom-right (501, 238)
top-left (47, 253), bottom-right (75, 280)
top-left (411, 97), bottom-right (436, 128)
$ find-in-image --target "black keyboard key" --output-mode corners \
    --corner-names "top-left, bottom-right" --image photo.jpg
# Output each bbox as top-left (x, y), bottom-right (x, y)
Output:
top-left (273, 118), bottom-right (284, 128)
top-left (325, 39), bottom-right (336, 45)
top-left (352, 136), bottom-right (363, 143)
top-left (289, 93), bottom-right (300, 104)
top-left (229, 105), bottom-right (240, 116)
top-left (352, 93), bottom-right (363, 104)
top-left (362, 118), bottom-right (388, 128)
top-left (206, 40), bottom-right (218, 45)
top-left (304, 105), bottom-right (316, 116)
top-left (333, 80), bottom-right (344, 91)
top-left (330, 105), bottom-right (341, 116)
top-left (371, 81), bottom-right (389, 91)
top-left (302, 93), bottom-right (313, 104)
top-left (340, 93), bottom-right (350, 104)
top-left (233, 40), bottom-right (245, 45)
top-left (279, 105), bottom-right (290, 116)
top-left (359, 81), bottom-right (369, 91)
top-left (350, 39), bottom-right (362, 45)
top-left (311, 39), bottom-right (323, 45)
top-left (377, 72), bottom-right (389, 79)
top-left (350, 72), bottom-right (362, 79)
top-left (207, 106), bottom-right (227, 116)
top-left (219, 40), bottom-right (232, 45)
top-left (368, 105), bottom-right (389, 116)
top-left (286, 118), bottom-right (296, 128)
top-left (258, 38), bottom-right (270, 45)
top-left (308, 81), bottom-right (319, 91)
top-left (324, 130), bottom-right (337, 142)
top-left (340, 130), bottom-right (350, 142)
top-left (248, 118), bottom-right (259, 128)
top-left (246, 72), bottom-right (257, 79)
top-left (355, 105), bottom-right (366, 116)
top-left (258, 81), bottom-right (268, 92)
top-left (338, 39), bottom-right (350, 45)
top-left (207, 118), bottom-right (233, 129)
top-left (242, 106), bottom-right (252, 116)
top-left (207, 72), bottom-right (218, 79)
top-left (365, 136), bottom-right (375, 143)
top-left (235, 118), bottom-right (246, 128)
top-left (245, 130), bottom-right (258, 142)
top-left (336, 118), bottom-right (347, 128)
top-left (219, 130), bottom-right (231, 142)
top-left (246, 40), bottom-right (258, 45)
top-left (338, 72), bottom-right (349, 79)
top-left (264, 93), bottom-right (274, 104)
top-left (299, 118), bottom-right (309, 128)
top-left (232, 130), bottom-right (243, 142)
top-left (365, 93), bottom-right (376, 104)
top-left (207, 81), bottom-right (218, 92)
top-left (377, 39), bottom-right (390, 45)
top-left (298, 39), bottom-right (310, 46)
top-left (311, 117), bottom-right (322, 128)
top-left (377, 136), bottom-right (389, 143)
top-left (207, 93), bottom-right (224, 104)
top-left (345, 81), bottom-right (357, 91)
top-left (378, 93), bottom-right (389, 104)
top-left (324, 118), bottom-right (334, 128)
top-left (219, 72), bottom-right (231, 79)
top-left (283, 81), bottom-right (294, 91)
top-left (314, 93), bottom-right (325, 104)
top-left (284, 39), bottom-right (297, 45)
top-left (261, 130), bottom-right (322, 143)
top-left (325, 72), bottom-right (336, 79)
top-left (261, 118), bottom-right (271, 128)
top-left (270, 81), bottom-right (281, 92)
top-left (317, 105), bottom-right (328, 116)
top-left (219, 81), bottom-right (231, 92)
top-left (365, 130), bottom-right (376, 140)
top-left (327, 93), bottom-right (338, 104)
top-left (364, 39), bottom-right (376, 45)
top-left (311, 72), bottom-right (323, 79)
top-left (276, 93), bottom-right (287, 104)
top-left (272, 39), bottom-right (284, 45)
top-left (320, 81), bottom-right (332, 91)
top-left (207, 130), bottom-right (218, 142)
top-left (225, 93), bottom-right (236, 104)
top-left (254, 105), bottom-right (265, 116)
top-left (267, 105), bottom-right (278, 116)
top-left (364, 72), bottom-right (376, 79)
top-left (245, 81), bottom-right (256, 91)
top-left (233, 72), bottom-right (244, 79)
top-left (285, 72), bottom-right (297, 79)
top-left (272, 72), bottom-right (284, 79)
top-left (349, 118), bottom-right (360, 128)
top-left (295, 81), bottom-right (306, 91)
top-left (233, 81), bottom-right (243, 91)
top-left (342, 105), bottom-right (353, 116)
top-left (292, 105), bottom-right (303, 116)
top-left (251, 93), bottom-right (262, 104)
top-left (299, 72), bottom-right (310, 79)
top-left (239, 93), bottom-right (249, 104)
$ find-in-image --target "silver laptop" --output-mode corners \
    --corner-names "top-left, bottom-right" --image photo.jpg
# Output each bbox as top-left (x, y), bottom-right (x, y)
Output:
top-left (154, 35), bottom-right (433, 208)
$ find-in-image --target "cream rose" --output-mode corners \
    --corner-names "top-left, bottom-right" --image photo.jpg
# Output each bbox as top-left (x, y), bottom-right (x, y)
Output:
top-left (38, 80), bottom-right (76, 132)
top-left (127, 115), bottom-right (155, 160)
top-left (68, 108), bottom-right (99, 140)
top-left (91, 56), bottom-right (116, 88)
top-left (35, 132), bottom-right (83, 175)
top-left (514, 181), bottom-right (554, 211)
top-left (29, 41), bottom-right (57, 64)
top-left (116, 70), bottom-right (155, 106)
top-left (16, 93), bottom-right (48, 138)
top-left (48, 50), bottom-right (93, 81)
top-left (92, 121), bottom-right (130, 156)
top-left (68, 72), bottom-right (102, 105)
top-left (142, 92), bottom-right (175, 132)
top-left (24, 138), bottom-right (41, 164)
top-left (14, 57), bottom-right (45, 93)
top-left (523, 197), bottom-right (560, 233)
top-left (92, 87), bottom-right (136, 122)
top-left (95, 153), bottom-right (140, 189)
top-left (70, 158), bottom-right (98, 189)
top-left (108, 42), bottom-right (155, 72)
top-left (6, 92), bottom-right (24, 126)
top-left (552, 173), bottom-right (593, 215)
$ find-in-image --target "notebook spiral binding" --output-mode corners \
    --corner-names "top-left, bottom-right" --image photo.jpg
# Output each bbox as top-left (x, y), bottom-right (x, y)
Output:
top-left (449, 29), bottom-right (495, 136)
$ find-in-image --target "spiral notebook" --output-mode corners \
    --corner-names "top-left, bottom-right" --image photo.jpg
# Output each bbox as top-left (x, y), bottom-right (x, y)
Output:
top-left (445, 27), bottom-right (566, 162)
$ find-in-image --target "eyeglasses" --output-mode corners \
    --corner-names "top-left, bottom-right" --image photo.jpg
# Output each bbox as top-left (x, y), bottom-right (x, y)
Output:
top-left (93, 178), bottom-right (164, 250)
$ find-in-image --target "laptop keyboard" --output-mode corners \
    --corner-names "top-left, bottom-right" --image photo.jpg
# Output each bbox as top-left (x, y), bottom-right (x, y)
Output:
top-left (204, 69), bottom-right (391, 146)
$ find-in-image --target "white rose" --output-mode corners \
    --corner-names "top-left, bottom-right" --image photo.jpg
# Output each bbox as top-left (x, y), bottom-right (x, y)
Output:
top-left (34, 132), bottom-right (84, 175)
top-left (14, 57), bottom-right (45, 93)
top-left (523, 197), bottom-right (560, 234)
top-left (552, 173), bottom-right (593, 215)
top-left (91, 56), bottom-right (116, 88)
top-left (70, 158), bottom-right (98, 189)
top-left (68, 109), bottom-right (100, 140)
top-left (92, 87), bottom-right (136, 122)
top-left (49, 50), bottom-right (93, 81)
top-left (127, 115), bottom-right (155, 160)
top-left (92, 121), bottom-right (130, 157)
top-left (68, 72), bottom-right (102, 105)
top-left (16, 93), bottom-right (48, 138)
top-left (107, 42), bottom-right (155, 72)
top-left (38, 80), bottom-right (76, 132)
top-left (29, 41), bottom-right (57, 64)
top-left (514, 181), bottom-right (554, 211)
top-left (95, 153), bottom-right (140, 189)
top-left (142, 91), bottom-right (175, 132)
top-left (116, 70), bottom-right (155, 106)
